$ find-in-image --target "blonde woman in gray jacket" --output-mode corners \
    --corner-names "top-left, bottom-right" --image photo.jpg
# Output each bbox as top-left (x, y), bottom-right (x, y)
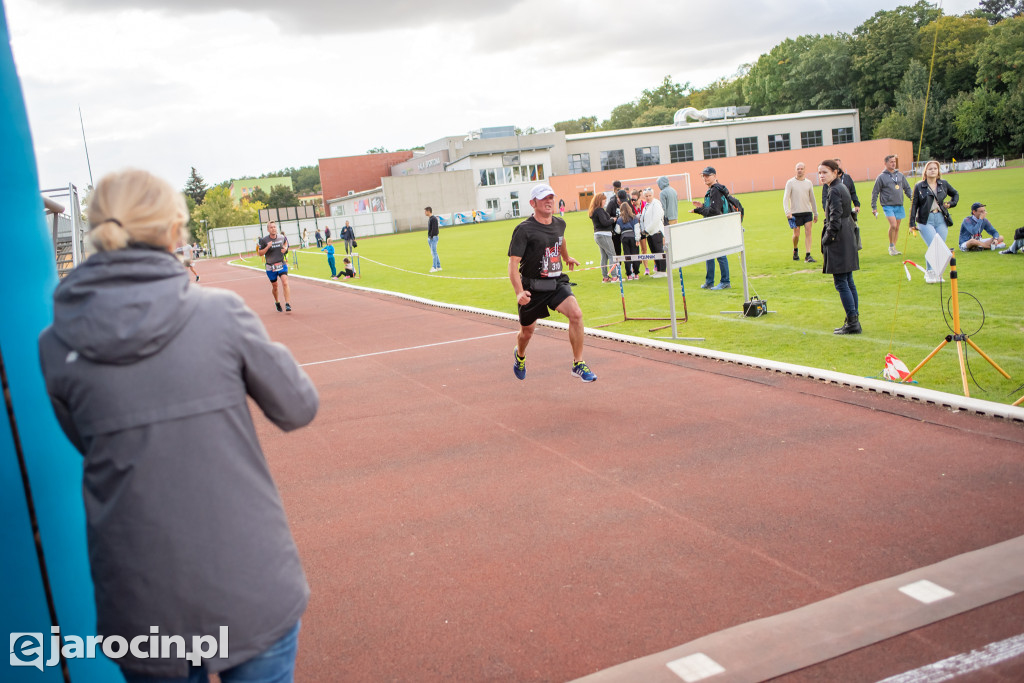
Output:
top-left (39, 169), bottom-right (319, 682)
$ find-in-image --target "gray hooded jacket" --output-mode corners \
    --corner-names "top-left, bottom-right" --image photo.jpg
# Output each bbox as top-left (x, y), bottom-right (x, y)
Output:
top-left (38, 248), bottom-right (318, 676)
top-left (657, 176), bottom-right (678, 222)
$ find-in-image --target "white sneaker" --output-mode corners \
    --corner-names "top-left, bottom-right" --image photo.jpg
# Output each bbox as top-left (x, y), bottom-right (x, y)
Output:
top-left (888, 244), bottom-right (901, 256)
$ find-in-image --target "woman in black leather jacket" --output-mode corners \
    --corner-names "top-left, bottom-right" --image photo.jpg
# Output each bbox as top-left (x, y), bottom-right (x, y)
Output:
top-left (909, 160), bottom-right (959, 283)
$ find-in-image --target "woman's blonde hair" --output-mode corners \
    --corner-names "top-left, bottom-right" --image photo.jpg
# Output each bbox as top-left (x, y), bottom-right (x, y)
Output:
top-left (588, 191), bottom-right (607, 217)
top-left (922, 160), bottom-right (942, 180)
top-left (87, 169), bottom-right (189, 252)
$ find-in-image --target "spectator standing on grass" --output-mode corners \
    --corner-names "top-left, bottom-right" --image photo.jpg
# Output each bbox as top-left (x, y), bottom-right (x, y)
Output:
top-left (341, 220), bottom-right (355, 254)
top-left (605, 180), bottom-right (624, 256)
top-left (589, 192), bottom-right (618, 282)
top-left (692, 166), bottom-right (733, 290)
top-left (324, 224), bottom-right (331, 243)
top-left (425, 206), bottom-right (442, 272)
top-left (558, 198), bottom-right (565, 216)
top-left (617, 201), bottom-right (642, 280)
top-left (958, 202), bottom-right (1004, 252)
top-left (783, 162), bottom-right (818, 263)
top-left (871, 154), bottom-right (912, 256)
top-left (818, 159), bottom-right (862, 335)
top-left (641, 188), bottom-right (666, 276)
top-left (315, 227), bottom-right (323, 248)
top-left (301, 227), bottom-right (309, 248)
top-left (38, 168), bottom-right (318, 682)
top-left (322, 238), bottom-right (337, 278)
top-left (509, 184), bottom-right (596, 383)
top-left (834, 158), bottom-right (862, 221)
top-left (910, 160), bottom-right (960, 284)
top-left (658, 176), bottom-right (678, 226)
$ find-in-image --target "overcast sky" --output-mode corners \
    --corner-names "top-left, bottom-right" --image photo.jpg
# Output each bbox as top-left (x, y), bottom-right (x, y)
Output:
top-left (6, 0), bottom-right (980, 192)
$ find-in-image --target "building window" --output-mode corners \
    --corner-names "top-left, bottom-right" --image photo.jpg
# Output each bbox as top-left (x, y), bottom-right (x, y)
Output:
top-left (801, 130), bottom-right (824, 148)
top-left (486, 198), bottom-right (500, 210)
top-left (832, 127), bottom-right (854, 144)
top-left (600, 150), bottom-right (625, 171)
top-left (635, 146), bottom-right (660, 167)
top-left (735, 136), bottom-right (759, 156)
top-left (568, 153), bottom-right (590, 174)
top-left (669, 143), bottom-right (694, 163)
top-left (703, 139), bottom-right (727, 159)
top-left (768, 134), bottom-right (791, 153)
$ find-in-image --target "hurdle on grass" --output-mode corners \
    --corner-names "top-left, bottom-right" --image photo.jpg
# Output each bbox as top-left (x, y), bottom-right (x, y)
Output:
top-left (594, 253), bottom-right (676, 329)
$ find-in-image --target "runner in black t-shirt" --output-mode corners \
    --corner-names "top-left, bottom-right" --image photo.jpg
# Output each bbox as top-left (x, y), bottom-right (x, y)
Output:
top-left (508, 184), bottom-right (596, 382)
top-left (257, 221), bottom-right (292, 312)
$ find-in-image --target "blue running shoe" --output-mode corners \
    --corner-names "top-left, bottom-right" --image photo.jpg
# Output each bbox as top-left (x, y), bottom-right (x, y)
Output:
top-left (513, 348), bottom-right (526, 380)
top-left (571, 360), bottom-right (597, 382)
top-left (711, 282), bottom-right (731, 290)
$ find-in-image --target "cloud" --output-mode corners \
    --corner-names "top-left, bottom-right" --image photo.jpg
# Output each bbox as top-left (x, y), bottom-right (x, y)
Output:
top-left (24, 0), bottom-right (531, 34)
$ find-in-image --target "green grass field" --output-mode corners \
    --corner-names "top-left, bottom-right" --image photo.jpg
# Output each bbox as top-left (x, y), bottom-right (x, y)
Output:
top-left (242, 167), bottom-right (1024, 405)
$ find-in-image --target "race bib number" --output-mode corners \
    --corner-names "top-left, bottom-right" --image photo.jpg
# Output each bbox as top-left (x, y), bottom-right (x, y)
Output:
top-left (268, 262), bottom-right (285, 273)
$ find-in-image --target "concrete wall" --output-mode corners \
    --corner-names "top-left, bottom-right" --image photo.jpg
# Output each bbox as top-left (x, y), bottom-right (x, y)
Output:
top-left (546, 138), bottom-right (915, 210)
top-left (382, 170), bottom-right (476, 232)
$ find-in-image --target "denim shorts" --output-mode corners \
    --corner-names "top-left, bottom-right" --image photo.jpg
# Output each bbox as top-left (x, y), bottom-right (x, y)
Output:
top-left (882, 205), bottom-right (906, 220)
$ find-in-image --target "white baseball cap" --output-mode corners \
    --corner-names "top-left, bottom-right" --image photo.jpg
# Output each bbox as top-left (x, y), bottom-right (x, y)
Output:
top-left (530, 184), bottom-right (556, 201)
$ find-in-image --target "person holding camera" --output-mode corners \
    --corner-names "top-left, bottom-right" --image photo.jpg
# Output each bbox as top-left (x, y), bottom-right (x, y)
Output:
top-left (909, 160), bottom-right (959, 283)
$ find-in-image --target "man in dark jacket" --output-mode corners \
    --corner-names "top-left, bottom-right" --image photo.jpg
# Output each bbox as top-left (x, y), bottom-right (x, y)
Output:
top-left (605, 180), bottom-right (624, 255)
top-left (425, 206), bottom-right (441, 272)
top-left (691, 167), bottom-right (732, 290)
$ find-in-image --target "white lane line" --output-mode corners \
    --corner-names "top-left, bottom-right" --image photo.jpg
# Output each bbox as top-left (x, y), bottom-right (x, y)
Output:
top-left (299, 331), bottom-right (516, 367)
top-left (876, 633), bottom-right (1024, 683)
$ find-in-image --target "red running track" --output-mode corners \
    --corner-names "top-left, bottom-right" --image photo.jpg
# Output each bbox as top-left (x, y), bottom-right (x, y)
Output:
top-left (199, 258), bottom-right (1024, 682)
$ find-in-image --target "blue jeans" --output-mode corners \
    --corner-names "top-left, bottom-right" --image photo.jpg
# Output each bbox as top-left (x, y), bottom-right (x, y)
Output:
top-left (327, 256), bottom-right (336, 278)
top-left (122, 621), bottom-right (300, 683)
top-left (916, 212), bottom-right (948, 270)
top-left (705, 256), bottom-right (730, 286)
top-left (344, 239), bottom-right (353, 255)
top-left (428, 236), bottom-right (440, 269)
top-left (833, 272), bottom-right (859, 317)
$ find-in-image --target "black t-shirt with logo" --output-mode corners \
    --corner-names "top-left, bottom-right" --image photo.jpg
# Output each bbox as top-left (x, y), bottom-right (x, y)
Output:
top-left (258, 234), bottom-right (288, 266)
top-left (508, 215), bottom-right (566, 280)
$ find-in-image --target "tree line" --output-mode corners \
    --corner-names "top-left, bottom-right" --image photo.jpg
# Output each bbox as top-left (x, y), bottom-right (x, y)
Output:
top-left (554, 1), bottom-right (1023, 162)
top-left (182, 165), bottom-right (321, 243)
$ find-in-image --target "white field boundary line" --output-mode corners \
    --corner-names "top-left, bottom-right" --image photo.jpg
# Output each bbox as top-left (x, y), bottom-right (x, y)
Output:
top-left (876, 633), bottom-right (1024, 683)
top-left (229, 261), bottom-right (1024, 423)
top-left (298, 332), bottom-right (516, 368)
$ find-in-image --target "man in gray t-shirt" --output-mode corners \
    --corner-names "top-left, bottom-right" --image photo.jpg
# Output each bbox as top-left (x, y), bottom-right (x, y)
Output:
top-left (257, 221), bottom-right (292, 312)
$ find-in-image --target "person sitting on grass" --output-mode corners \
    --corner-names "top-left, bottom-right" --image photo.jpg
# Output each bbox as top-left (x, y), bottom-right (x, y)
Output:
top-left (1000, 228), bottom-right (1024, 255)
top-left (342, 256), bottom-right (356, 278)
top-left (321, 238), bottom-right (337, 278)
top-left (959, 202), bottom-right (1005, 252)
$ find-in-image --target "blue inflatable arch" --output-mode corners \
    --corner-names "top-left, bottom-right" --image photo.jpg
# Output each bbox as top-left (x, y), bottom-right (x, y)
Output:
top-left (1, 2), bottom-right (118, 679)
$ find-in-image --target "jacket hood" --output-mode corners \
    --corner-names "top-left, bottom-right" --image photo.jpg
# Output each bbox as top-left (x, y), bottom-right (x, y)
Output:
top-left (657, 176), bottom-right (670, 190)
top-left (713, 182), bottom-right (731, 195)
top-left (51, 247), bottom-right (196, 364)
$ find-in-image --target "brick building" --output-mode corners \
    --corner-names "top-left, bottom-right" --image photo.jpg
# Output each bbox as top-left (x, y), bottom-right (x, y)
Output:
top-left (318, 151), bottom-right (414, 205)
